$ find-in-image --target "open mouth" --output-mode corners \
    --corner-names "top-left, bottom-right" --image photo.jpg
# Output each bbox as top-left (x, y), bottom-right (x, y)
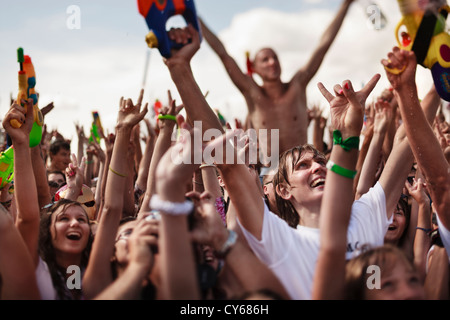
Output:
top-left (66, 232), bottom-right (82, 241)
top-left (310, 178), bottom-right (326, 188)
top-left (388, 225), bottom-right (397, 231)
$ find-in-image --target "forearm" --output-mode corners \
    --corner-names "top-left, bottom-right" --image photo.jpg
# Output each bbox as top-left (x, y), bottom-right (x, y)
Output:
top-left (200, 166), bottom-right (222, 199)
top-left (77, 138), bottom-right (84, 169)
top-left (83, 128), bottom-right (132, 299)
top-left (321, 0), bottom-right (353, 49)
top-left (84, 156), bottom-right (94, 188)
top-left (94, 161), bottom-right (104, 214)
top-left (199, 18), bottom-right (227, 57)
top-left (30, 145), bottom-right (51, 209)
top-left (13, 144), bottom-right (40, 250)
top-left (122, 172), bottom-right (136, 218)
top-left (413, 202), bottom-right (432, 281)
top-left (0, 216), bottom-right (40, 300)
top-left (395, 87), bottom-right (449, 220)
top-left (135, 138), bottom-right (155, 192)
top-left (222, 238), bottom-right (290, 299)
top-left (303, 0), bottom-right (352, 81)
top-left (158, 182), bottom-right (201, 300)
top-left (140, 129), bottom-right (174, 214)
top-left (355, 131), bottom-right (384, 199)
top-left (312, 119), bottom-right (325, 152)
top-left (104, 127), bottom-right (131, 212)
top-left (313, 141), bottom-right (358, 300)
top-left (167, 63), bottom-right (223, 133)
top-left (93, 263), bottom-right (147, 300)
top-left (217, 164), bottom-right (264, 239)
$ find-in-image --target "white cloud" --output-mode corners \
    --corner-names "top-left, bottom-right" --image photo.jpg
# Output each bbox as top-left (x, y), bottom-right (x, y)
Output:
top-left (0, 0), bottom-right (444, 151)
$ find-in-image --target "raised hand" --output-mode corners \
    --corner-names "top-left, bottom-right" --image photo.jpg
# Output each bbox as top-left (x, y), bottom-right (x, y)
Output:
top-left (165, 24), bottom-right (201, 65)
top-left (405, 177), bottom-right (430, 207)
top-left (116, 89), bottom-right (148, 130)
top-left (381, 47), bottom-right (417, 90)
top-left (317, 74), bottom-right (380, 138)
top-left (65, 153), bottom-right (86, 191)
top-left (2, 99), bottom-right (34, 146)
top-left (373, 99), bottom-right (393, 135)
top-left (155, 115), bottom-right (202, 194)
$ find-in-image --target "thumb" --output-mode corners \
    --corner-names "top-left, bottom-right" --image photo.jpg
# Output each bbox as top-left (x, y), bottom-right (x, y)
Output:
top-left (360, 74), bottom-right (381, 100)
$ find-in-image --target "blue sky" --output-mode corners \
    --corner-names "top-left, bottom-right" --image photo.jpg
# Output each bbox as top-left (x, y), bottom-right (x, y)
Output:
top-left (0, 1), bottom-right (442, 146)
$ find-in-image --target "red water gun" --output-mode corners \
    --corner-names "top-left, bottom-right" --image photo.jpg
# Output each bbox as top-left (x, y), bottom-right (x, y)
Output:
top-left (137, 0), bottom-right (202, 58)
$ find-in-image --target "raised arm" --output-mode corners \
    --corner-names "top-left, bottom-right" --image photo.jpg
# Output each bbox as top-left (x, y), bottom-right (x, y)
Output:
top-left (82, 91), bottom-right (148, 299)
top-left (199, 17), bottom-right (255, 97)
top-left (293, 0), bottom-right (354, 86)
top-left (313, 75), bottom-right (377, 299)
top-left (2, 99), bottom-right (40, 266)
top-left (406, 176), bottom-right (432, 282)
top-left (381, 47), bottom-right (449, 226)
top-left (138, 100), bottom-right (180, 218)
top-left (153, 118), bottom-right (201, 299)
top-left (0, 203), bottom-right (40, 300)
top-left (355, 99), bottom-right (392, 199)
top-left (165, 24), bottom-right (224, 134)
top-left (134, 118), bottom-right (156, 198)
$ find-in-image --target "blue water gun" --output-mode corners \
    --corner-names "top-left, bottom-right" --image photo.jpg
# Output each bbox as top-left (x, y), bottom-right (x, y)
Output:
top-left (137, 0), bottom-right (202, 58)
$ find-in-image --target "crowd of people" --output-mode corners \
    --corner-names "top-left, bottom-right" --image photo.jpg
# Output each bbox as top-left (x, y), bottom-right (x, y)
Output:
top-left (0, 0), bottom-right (449, 301)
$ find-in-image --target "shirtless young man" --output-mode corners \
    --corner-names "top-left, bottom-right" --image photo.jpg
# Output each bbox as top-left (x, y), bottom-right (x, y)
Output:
top-left (199, 0), bottom-right (355, 160)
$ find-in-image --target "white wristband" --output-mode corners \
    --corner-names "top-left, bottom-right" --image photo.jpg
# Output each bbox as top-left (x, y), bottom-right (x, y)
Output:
top-left (150, 194), bottom-right (194, 215)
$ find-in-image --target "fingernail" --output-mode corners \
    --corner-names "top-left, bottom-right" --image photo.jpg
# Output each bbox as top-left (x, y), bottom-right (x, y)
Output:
top-left (345, 83), bottom-right (350, 90)
top-left (338, 89), bottom-right (343, 95)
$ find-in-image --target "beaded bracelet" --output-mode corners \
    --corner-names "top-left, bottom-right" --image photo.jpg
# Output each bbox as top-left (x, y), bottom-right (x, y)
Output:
top-left (150, 194), bottom-right (194, 215)
top-left (326, 160), bottom-right (357, 179)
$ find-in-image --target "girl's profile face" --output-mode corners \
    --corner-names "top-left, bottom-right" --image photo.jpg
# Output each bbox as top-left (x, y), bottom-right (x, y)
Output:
top-left (363, 255), bottom-right (424, 300)
top-left (50, 204), bottom-right (91, 256)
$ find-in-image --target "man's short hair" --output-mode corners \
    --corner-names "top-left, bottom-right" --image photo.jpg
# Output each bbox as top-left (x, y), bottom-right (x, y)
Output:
top-left (49, 139), bottom-right (71, 156)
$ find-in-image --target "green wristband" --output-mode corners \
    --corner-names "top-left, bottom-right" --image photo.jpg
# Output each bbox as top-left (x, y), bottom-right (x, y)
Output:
top-left (158, 114), bottom-right (177, 122)
top-left (333, 130), bottom-right (360, 151)
top-left (326, 160), bottom-right (357, 179)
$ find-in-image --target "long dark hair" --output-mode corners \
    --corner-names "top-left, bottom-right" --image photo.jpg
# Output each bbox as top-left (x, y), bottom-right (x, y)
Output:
top-left (39, 199), bottom-right (93, 300)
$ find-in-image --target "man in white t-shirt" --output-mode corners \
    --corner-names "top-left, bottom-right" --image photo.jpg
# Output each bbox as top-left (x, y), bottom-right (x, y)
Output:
top-left (216, 73), bottom-right (422, 299)
top-left (238, 181), bottom-right (390, 300)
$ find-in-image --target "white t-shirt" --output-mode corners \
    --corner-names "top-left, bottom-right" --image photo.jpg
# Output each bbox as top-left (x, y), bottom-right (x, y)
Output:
top-left (237, 181), bottom-right (391, 300)
top-left (35, 257), bottom-right (57, 300)
top-left (436, 213), bottom-right (450, 261)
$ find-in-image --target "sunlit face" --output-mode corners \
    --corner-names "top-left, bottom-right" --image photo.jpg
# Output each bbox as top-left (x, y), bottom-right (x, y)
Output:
top-left (281, 151), bottom-right (327, 208)
top-left (253, 48), bottom-right (282, 81)
top-left (51, 148), bottom-right (71, 171)
top-left (364, 257), bottom-right (424, 300)
top-left (384, 205), bottom-right (407, 243)
top-left (50, 205), bottom-right (90, 256)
